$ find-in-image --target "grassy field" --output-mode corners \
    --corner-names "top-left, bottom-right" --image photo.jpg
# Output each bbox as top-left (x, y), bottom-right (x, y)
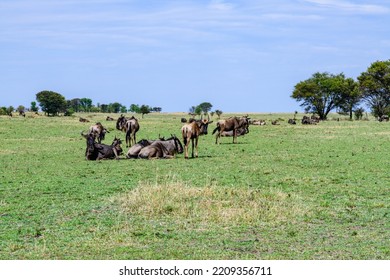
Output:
top-left (0, 112), bottom-right (389, 260)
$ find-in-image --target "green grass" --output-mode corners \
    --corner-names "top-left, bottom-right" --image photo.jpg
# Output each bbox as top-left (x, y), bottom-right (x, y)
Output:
top-left (0, 112), bottom-right (389, 259)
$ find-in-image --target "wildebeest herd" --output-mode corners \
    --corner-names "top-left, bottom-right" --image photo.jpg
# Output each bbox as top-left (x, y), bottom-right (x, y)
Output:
top-left (81, 114), bottom-right (320, 160)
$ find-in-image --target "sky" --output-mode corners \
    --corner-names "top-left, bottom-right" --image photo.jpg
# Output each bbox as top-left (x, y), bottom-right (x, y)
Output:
top-left (1, 0), bottom-right (389, 113)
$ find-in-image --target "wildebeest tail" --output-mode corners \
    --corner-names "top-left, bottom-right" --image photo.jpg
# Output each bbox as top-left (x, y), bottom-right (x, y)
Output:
top-left (212, 124), bottom-right (220, 135)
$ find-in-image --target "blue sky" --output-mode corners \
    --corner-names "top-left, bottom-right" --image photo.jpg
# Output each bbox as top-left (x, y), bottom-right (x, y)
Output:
top-left (1, 0), bottom-right (389, 113)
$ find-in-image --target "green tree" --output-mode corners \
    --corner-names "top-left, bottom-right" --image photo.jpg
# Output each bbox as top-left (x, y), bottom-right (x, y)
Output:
top-left (109, 102), bottom-right (122, 113)
top-left (291, 72), bottom-right (346, 120)
top-left (139, 104), bottom-right (151, 118)
top-left (358, 60), bottom-right (390, 118)
top-left (36, 91), bottom-right (67, 116)
top-left (30, 101), bottom-right (39, 112)
top-left (198, 102), bottom-right (213, 114)
top-left (215, 109), bottom-right (223, 119)
top-left (336, 77), bottom-right (361, 120)
top-left (68, 98), bottom-right (81, 112)
top-left (129, 104), bottom-right (140, 113)
top-left (79, 98), bottom-right (93, 112)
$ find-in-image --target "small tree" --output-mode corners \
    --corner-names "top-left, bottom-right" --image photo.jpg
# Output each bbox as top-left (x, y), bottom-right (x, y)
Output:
top-left (215, 109), bottom-right (223, 119)
top-left (30, 101), bottom-right (39, 112)
top-left (36, 91), bottom-right (67, 116)
top-left (198, 102), bottom-right (213, 114)
top-left (129, 104), bottom-right (140, 113)
top-left (139, 104), bottom-right (151, 118)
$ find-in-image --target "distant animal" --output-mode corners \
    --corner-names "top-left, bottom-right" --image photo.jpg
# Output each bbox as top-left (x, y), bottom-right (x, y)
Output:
top-left (81, 133), bottom-right (123, 160)
top-left (88, 122), bottom-right (109, 144)
top-left (106, 116), bottom-right (114, 121)
top-left (212, 116), bottom-right (250, 144)
top-left (251, 119), bottom-right (266, 125)
top-left (271, 120), bottom-right (280, 125)
top-left (181, 119), bottom-right (213, 159)
top-left (138, 135), bottom-right (183, 159)
top-left (378, 115), bottom-right (389, 122)
top-left (116, 115), bottom-right (140, 147)
top-left (79, 117), bottom-right (90, 123)
top-left (288, 119), bottom-right (296, 125)
top-left (301, 116), bottom-right (318, 125)
top-left (181, 118), bottom-right (187, 123)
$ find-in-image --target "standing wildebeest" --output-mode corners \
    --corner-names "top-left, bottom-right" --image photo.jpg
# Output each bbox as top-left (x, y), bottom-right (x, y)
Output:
top-left (89, 122), bottom-right (109, 143)
top-left (138, 135), bottom-right (183, 159)
top-left (116, 115), bottom-right (140, 147)
top-left (181, 119), bottom-right (213, 159)
top-left (82, 133), bottom-right (123, 160)
top-left (212, 116), bottom-right (250, 144)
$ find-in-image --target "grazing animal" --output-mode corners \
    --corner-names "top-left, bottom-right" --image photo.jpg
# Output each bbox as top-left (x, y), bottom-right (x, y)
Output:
top-left (212, 116), bottom-right (250, 144)
top-left (82, 133), bottom-right (123, 160)
top-left (106, 116), bottom-right (114, 121)
top-left (79, 117), bottom-right (89, 122)
top-left (116, 115), bottom-right (140, 147)
top-left (181, 119), bottom-right (213, 159)
top-left (138, 135), bottom-right (183, 159)
top-left (89, 122), bottom-right (109, 143)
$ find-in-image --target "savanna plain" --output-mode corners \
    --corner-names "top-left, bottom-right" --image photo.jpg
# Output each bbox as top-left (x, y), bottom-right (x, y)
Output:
top-left (0, 112), bottom-right (389, 260)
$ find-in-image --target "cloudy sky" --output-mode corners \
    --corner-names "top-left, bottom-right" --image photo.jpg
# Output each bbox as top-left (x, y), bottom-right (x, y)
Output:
top-left (1, 0), bottom-right (389, 113)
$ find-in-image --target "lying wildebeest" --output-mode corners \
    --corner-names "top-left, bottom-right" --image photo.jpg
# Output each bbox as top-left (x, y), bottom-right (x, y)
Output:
top-left (212, 116), bottom-right (250, 144)
top-left (250, 119), bottom-right (266, 125)
top-left (181, 119), bottom-right (213, 159)
top-left (378, 115), bottom-right (389, 122)
top-left (82, 133), bottom-right (123, 160)
top-left (125, 136), bottom-right (166, 158)
top-left (106, 116), bottom-right (114, 121)
top-left (301, 116), bottom-right (318, 125)
top-left (288, 119), bottom-right (296, 125)
top-left (138, 135), bottom-right (183, 159)
top-left (181, 118), bottom-right (187, 123)
top-left (116, 115), bottom-right (140, 147)
top-left (79, 117), bottom-right (90, 123)
top-left (88, 122), bottom-right (109, 143)
top-left (220, 127), bottom-right (248, 137)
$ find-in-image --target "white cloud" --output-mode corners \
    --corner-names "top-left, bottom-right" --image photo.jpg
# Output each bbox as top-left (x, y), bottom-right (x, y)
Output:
top-left (304, 0), bottom-right (390, 14)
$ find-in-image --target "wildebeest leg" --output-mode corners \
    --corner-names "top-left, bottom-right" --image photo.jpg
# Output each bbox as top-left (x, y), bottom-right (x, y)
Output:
top-left (194, 137), bottom-right (198, 158)
top-left (113, 148), bottom-right (119, 160)
top-left (191, 138), bottom-right (195, 158)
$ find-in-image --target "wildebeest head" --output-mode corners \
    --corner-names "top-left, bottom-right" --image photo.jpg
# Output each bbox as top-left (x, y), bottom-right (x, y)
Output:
top-left (196, 119), bottom-right (213, 135)
top-left (111, 136), bottom-right (123, 155)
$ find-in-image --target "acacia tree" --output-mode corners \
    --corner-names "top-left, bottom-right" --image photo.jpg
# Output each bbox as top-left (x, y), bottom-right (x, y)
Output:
top-left (36, 90), bottom-right (67, 116)
top-left (337, 77), bottom-right (362, 120)
top-left (358, 60), bottom-right (390, 118)
top-left (291, 72), bottom-right (346, 120)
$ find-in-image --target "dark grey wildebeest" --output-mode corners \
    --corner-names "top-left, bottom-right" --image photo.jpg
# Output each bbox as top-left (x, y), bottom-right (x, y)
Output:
top-left (82, 133), bottom-right (123, 160)
top-left (116, 115), bottom-right (140, 147)
top-left (88, 122), bottom-right (109, 143)
top-left (138, 135), bottom-right (183, 159)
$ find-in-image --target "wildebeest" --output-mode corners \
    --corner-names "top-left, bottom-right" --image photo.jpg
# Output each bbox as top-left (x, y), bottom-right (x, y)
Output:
top-left (82, 133), bottom-right (123, 160)
top-left (378, 115), bottom-right (389, 122)
top-left (288, 119), bottom-right (296, 125)
top-left (250, 119), bottom-right (266, 126)
top-left (79, 117), bottom-right (89, 123)
top-left (138, 135), bottom-right (183, 159)
top-left (106, 116), bottom-right (114, 121)
top-left (181, 119), bottom-right (213, 159)
top-left (301, 116), bottom-right (318, 125)
top-left (220, 127), bottom-right (248, 137)
top-left (212, 116), bottom-right (250, 144)
top-left (126, 136), bottom-right (166, 158)
top-left (116, 115), bottom-right (140, 147)
top-left (88, 122), bottom-right (109, 143)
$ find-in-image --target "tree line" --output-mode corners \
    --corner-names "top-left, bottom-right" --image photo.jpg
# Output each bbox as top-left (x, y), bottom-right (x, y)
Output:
top-left (291, 59), bottom-right (390, 120)
top-left (0, 91), bottom-right (162, 117)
